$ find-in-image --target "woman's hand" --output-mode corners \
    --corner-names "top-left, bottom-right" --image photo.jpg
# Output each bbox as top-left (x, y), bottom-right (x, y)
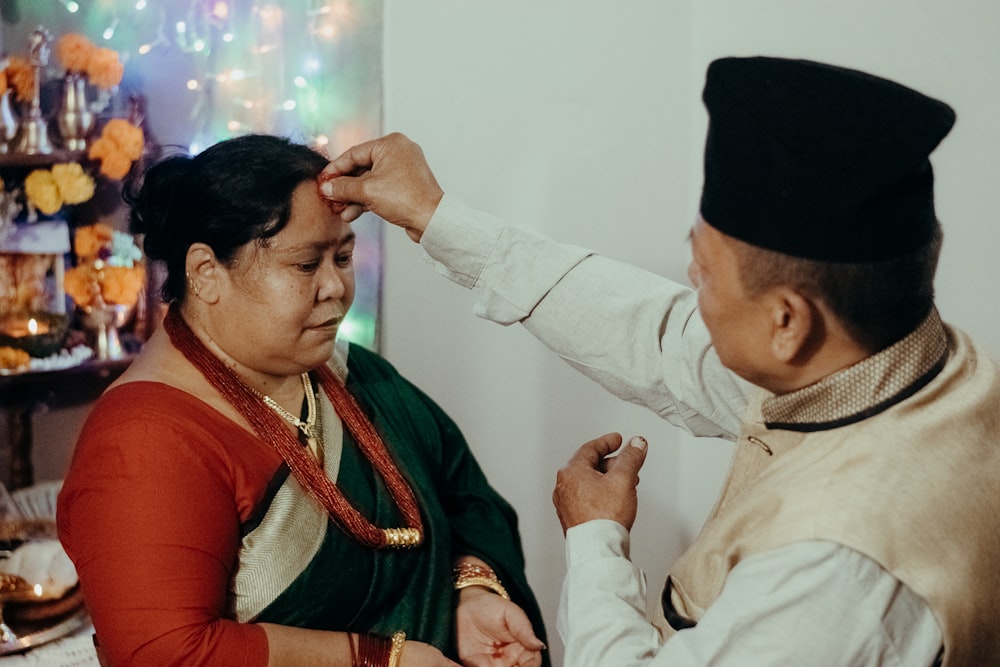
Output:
top-left (455, 588), bottom-right (546, 667)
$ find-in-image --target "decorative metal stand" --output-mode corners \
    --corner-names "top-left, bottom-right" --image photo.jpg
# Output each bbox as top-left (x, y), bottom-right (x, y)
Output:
top-left (11, 27), bottom-right (54, 156)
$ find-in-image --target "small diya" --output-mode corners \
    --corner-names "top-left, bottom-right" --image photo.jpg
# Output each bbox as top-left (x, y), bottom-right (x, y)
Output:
top-left (0, 312), bottom-right (69, 359)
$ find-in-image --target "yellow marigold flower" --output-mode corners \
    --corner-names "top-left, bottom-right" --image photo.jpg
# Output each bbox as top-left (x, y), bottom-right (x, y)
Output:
top-left (6, 56), bottom-right (35, 103)
top-left (24, 169), bottom-right (63, 215)
top-left (102, 119), bottom-right (144, 160)
top-left (55, 33), bottom-right (95, 73)
top-left (101, 265), bottom-right (145, 306)
top-left (73, 223), bottom-right (114, 259)
top-left (86, 47), bottom-right (124, 90)
top-left (51, 163), bottom-right (96, 205)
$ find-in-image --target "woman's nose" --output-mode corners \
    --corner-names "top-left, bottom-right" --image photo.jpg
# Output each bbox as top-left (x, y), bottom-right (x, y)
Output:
top-left (318, 262), bottom-right (346, 300)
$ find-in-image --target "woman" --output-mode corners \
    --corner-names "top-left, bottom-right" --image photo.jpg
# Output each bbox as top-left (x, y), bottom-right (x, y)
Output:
top-left (56, 135), bottom-right (548, 667)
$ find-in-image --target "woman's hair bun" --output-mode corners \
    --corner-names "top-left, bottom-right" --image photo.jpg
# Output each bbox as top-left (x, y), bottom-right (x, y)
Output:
top-left (125, 153), bottom-right (193, 263)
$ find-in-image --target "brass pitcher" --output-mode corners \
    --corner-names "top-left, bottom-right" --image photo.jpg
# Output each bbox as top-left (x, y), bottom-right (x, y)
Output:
top-left (55, 73), bottom-right (95, 151)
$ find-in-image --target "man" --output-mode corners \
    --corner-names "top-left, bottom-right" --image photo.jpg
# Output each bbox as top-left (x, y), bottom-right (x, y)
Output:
top-left (319, 57), bottom-right (1000, 666)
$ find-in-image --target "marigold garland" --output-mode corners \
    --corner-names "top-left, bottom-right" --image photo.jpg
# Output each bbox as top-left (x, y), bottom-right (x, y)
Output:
top-left (54, 33), bottom-right (123, 90)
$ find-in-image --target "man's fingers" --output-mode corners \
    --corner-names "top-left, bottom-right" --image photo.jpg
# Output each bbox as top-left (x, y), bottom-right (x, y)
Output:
top-left (338, 202), bottom-right (366, 223)
top-left (565, 432), bottom-right (623, 469)
top-left (323, 137), bottom-right (383, 177)
top-left (319, 177), bottom-right (373, 223)
top-left (319, 173), bottom-right (361, 205)
top-left (605, 436), bottom-right (648, 478)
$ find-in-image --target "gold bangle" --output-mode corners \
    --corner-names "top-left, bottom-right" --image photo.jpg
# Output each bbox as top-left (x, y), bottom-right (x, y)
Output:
top-left (453, 562), bottom-right (511, 600)
top-left (455, 575), bottom-right (510, 600)
top-left (388, 631), bottom-right (406, 667)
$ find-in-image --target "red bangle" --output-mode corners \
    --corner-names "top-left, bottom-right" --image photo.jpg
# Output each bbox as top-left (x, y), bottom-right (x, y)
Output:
top-left (353, 633), bottom-right (391, 667)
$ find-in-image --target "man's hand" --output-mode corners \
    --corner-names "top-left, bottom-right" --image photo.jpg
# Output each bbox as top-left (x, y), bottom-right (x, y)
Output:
top-left (552, 433), bottom-right (648, 534)
top-left (318, 132), bottom-right (444, 242)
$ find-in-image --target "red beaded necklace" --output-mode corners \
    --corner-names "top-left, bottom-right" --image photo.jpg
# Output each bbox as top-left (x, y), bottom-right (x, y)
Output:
top-left (163, 304), bottom-right (423, 549)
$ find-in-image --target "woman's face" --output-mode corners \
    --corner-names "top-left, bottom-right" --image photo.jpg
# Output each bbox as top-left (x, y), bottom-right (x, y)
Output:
top-left (212, 180), bottom-right (356, 378)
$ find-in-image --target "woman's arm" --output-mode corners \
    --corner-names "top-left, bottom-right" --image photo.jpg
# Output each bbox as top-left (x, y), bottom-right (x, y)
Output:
top-left (263, 626), bottom-right (460, 667)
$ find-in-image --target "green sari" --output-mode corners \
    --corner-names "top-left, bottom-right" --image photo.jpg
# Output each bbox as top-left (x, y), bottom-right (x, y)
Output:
top-left (235, 342), bottom-right (549, 664)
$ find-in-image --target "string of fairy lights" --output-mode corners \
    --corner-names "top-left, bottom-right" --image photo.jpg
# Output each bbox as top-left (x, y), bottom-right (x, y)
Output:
top-left (1, 0), bottom-right (384, 348)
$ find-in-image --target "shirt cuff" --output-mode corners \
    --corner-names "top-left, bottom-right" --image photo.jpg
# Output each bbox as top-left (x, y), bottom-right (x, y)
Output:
top-left (565, 519), bottom-right (631, 566)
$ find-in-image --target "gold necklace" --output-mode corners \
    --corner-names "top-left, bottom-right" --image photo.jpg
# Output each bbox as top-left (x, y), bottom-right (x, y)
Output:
top-left (261, 373), bottom-right (323, 464)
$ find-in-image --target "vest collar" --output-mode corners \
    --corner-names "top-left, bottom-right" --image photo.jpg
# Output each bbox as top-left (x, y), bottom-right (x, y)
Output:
top-left (762, 309), bottom-right (949, 432)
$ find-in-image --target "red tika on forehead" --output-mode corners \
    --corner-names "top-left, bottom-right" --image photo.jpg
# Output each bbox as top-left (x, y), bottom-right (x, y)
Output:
top-left (315, 171), bottom-right (347, 214)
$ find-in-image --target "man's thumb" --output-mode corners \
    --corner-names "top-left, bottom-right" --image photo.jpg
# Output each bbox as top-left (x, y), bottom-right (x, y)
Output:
top-left (613, 435), bottom-right (648, 474)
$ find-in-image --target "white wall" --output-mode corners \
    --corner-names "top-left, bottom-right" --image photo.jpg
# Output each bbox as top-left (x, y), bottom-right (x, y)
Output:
top-left (380, 1), bottom-right (1000, 664)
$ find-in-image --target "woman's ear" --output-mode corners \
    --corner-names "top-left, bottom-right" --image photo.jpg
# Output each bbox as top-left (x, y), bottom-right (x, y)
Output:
top-left (768, 288), bottom-right (821, 364)
top-left (185, 243), bottom-right (222, 305)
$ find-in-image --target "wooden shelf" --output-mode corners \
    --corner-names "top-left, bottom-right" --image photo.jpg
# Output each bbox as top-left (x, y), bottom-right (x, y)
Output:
top-left (0, 149), bottom-right (88, 169)
top-left (0, 355), bottom-right (134, 490)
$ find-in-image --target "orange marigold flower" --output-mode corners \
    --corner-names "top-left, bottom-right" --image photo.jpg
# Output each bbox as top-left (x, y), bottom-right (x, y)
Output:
top-left (101, 265), bottom-right (145, 306)
top-left (86, 136), bottom-right (114, 161)
top-left (0, 69), bottom-right (7, 93)
top-left (6, 56), bottom-right (35, 103)
top-left (55, 33), bottom-right (95, 73)
top-left (97, 150), bottom-right (133, 180)
top-left (102, 119), bottom-right (144, 160)
top-left (86, 47), bottom-right (124, 90)
top-left (73, 223), bottom-right (115, 259)
top-left (63, 264), bottom-right (100, 307)
top-left (88, 120), bottom-right (144, 180)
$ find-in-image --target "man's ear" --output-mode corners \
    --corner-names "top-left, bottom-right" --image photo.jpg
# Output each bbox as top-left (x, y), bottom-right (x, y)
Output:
top-left (185, 243), bottom-right (222, 304)
top-left (768, 288), bottom-right (822, 364)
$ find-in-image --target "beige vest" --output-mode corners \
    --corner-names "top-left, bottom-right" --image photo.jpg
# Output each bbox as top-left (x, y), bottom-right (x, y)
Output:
top-left (661, 326), bottom-right (1000, 667)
